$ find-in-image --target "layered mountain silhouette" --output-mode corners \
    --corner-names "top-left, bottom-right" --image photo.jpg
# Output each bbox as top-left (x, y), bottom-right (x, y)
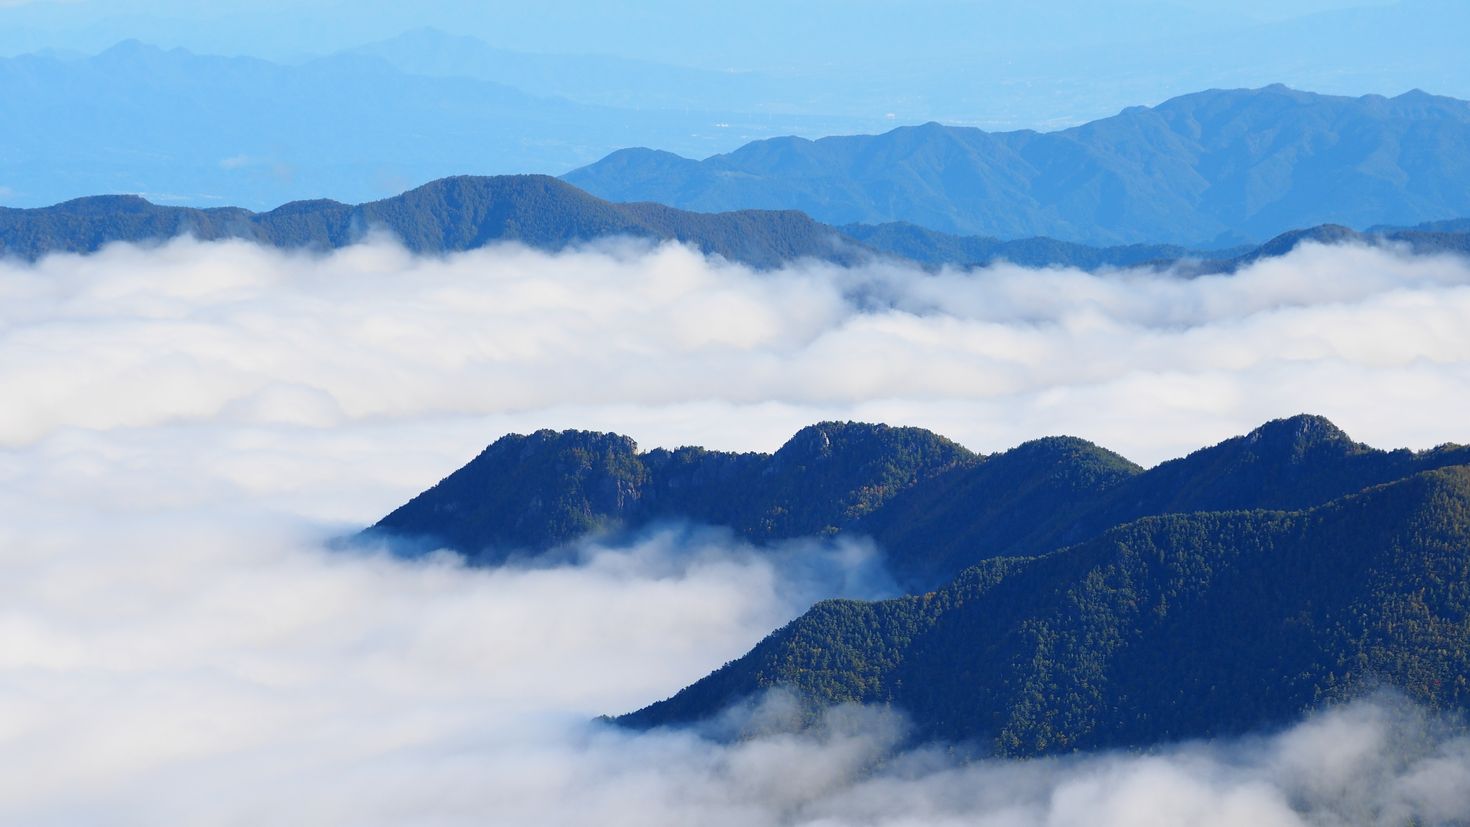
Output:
top-left (7, 173), bottom-right (1470, 273)
top-left (0, 175), bottom-right (862, 269)
top-left (369, 415), bottom-right (1470, 754)
top-left (565, 85), bottom-right (1470, 246)
top-left (0, 39), bottom-right (881, 210)
top-left (5, 1), bottom-right (1468, 143)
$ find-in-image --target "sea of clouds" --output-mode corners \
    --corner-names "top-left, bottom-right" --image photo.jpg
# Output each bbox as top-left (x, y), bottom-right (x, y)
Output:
top-left (3, 237), bottom-right (1470, 824)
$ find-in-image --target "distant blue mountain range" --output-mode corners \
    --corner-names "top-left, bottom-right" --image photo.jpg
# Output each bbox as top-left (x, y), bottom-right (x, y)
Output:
top-left (6, 42), bottom-right (1470, 248)
top-left (3, 1), bottom-right (1468, 134)
top-left (0, 40), bottom-right (879, 210)
top-left (565, 86), bottom-right (1470, 246)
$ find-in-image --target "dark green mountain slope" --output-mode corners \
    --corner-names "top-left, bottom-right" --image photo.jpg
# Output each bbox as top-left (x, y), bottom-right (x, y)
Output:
top-left (368, 422), bottom-right (976, 563)
top-left (370, 415), bottom-right (1470, 590)
top-left (371, 430), bottom-right (650, 557)
top-left (622, 466), bottom-right (1470, 755)
top-left (858, 436), bottom-right (1144, 586)
top-left (565, 86), bottom-right (1470, 246)
top-left (867, 415), bottom-right (1470, 587)
top-left (0, 175), bottom-right (864, 269)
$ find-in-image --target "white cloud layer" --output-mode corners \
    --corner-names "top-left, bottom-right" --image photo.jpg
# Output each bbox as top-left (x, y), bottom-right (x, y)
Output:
top-left (4, 237), bottom-right (1470, 481)
top-left (4, 485), bottom-right (1468, 825)
top-left (3, 237), bottom-right (1470, 823)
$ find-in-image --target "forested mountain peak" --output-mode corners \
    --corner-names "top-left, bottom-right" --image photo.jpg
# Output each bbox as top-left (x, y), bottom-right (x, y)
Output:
top-left (487, 427), bottom-right (641, 459)
top-left (1238, 413), bottom-right (1358, 457)
top-left (996, 435), bottom-right (1139, 470)
top-left (770, 421), bottom-right (974, 466)
top-left (1158, 413), bottom-right (1365, 477)
top-left (54, 194), bottom-right (162, 214)
top-left (368, 421), bottom-right (973, 560)
top-left (373, 428), bottom-right (646, 557)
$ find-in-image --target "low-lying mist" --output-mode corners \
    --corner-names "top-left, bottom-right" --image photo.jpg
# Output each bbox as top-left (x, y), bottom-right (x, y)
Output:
top-left (3, 236), bottom-right (1470, 824)
top-left (3, 236), bottom-right (1470, 473)
top-left (5, 473), bottom-right (1468, 826)
top-left (6, 505), bottom-right (1468, 825)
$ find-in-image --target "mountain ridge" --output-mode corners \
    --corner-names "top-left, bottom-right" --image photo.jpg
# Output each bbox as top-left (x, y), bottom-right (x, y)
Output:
top-left (7, 174), bottom-right (1470, 273)
top-left (0, 39), bottom-right (883, 210)
top-left (0, 175), bottom-right (865, 269)
top-left (565, 85), bottom-right (1470, 246)
top-left (367, 415), bottom-right (1470, 590)
top-left (368, 421), bottom-right (978, 562)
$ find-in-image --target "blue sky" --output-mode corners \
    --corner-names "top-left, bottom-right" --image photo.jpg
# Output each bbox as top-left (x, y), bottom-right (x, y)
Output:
top-left (0, 0), bottom-right (1411, 66)
top-left (1, 0), bottom-right (1456, 128)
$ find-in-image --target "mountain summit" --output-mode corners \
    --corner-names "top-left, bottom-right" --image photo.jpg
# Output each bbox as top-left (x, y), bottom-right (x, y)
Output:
top-left (368, 422), bottom-right (975, 564)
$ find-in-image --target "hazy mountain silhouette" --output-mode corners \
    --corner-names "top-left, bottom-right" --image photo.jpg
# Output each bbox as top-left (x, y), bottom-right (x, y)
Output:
top-left (565, 86), bottom-right (1470, 246)
top-left (0, 175), bottom-right (863, 268)
top-left (8, 174), bottom-right (1470, 273)
top-left (0, 40), bottom-right (868, 210)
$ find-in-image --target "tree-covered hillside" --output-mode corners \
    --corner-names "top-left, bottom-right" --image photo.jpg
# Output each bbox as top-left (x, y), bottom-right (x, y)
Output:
top-left (368, 422), bottom-right (977, 563)
top-left (368, 415), bottom-right (1470, 754)
top-left (868, 415), bottom-right (1470, 586)
top-left (622, 466), bottom-right (1470, 755)
top-left (373, 415), bottom-right (1470, 589)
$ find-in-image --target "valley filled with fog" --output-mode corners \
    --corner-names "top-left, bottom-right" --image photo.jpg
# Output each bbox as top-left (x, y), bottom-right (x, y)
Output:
top-left (3, 238), bottom-right (1470, 823)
